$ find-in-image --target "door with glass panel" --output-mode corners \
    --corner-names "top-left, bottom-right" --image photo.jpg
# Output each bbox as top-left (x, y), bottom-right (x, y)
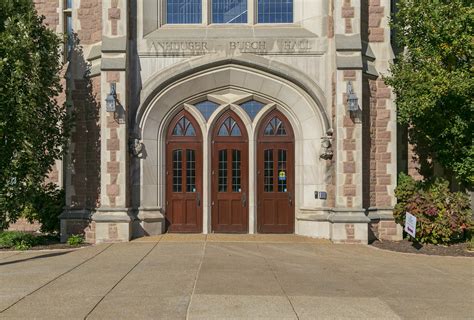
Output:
top-left (211, 111), bottom-right (248, 233)
top-left (257, 110), bottom-right (295, 233)
top-left (166, 111), bottom-right (203, 233)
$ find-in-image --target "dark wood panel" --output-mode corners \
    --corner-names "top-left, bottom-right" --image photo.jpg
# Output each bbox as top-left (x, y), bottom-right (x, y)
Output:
top-left (257, 110), bottom-right (295, 234)
top-left (211, 110), bottom-right (248, 233)
top-left (165, 110), bottom-right (203, 233)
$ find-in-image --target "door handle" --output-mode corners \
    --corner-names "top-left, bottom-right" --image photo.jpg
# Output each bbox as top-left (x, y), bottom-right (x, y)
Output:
top-left (242, 192), bottom-right (247, 208)
top-left (288, 191), bottom-right (293, 207)
top-left (197, 192), bottom-right (201, 207)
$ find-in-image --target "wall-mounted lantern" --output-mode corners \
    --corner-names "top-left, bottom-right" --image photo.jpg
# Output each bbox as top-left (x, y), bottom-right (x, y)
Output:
top-left (105, 83), bottom-right (117, 112)
top-left (346, 81), bottom-right (359, 112)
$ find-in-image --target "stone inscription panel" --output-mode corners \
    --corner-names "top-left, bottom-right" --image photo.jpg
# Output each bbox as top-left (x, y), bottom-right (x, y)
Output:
top-left (143, 38), bottom-right (323, 56)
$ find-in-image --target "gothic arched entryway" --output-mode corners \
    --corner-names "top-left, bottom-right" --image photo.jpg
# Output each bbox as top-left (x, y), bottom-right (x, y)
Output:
top-left (211, 110), bottom-right (249, 233)
top-left (165, 110), bottom-right (203, 232)
top-left (257, 110), bottom-right (295, 233)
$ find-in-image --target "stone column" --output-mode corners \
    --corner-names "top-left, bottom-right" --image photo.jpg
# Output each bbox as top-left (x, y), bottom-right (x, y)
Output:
top-left (331, 0), bottom-right (370, 243)
top-left (92, 0), bottom-right (131, 243)
top-left (365, 0), bottom-right (402, 241)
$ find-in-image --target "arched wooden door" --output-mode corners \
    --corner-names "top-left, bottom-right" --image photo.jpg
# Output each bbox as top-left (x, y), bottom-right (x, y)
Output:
top-left (166, 110), bottom-right (203, 232)
top-left (257, 110), bottom-right (295, 233)
top-left (211, 110), bottom-right (249, 233)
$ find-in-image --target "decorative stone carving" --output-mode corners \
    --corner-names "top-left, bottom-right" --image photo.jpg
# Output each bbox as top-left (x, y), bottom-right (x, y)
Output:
top-left (320, 129), bottom-right (334, 160)
top-left (130, 138), bottom-right (144, 158)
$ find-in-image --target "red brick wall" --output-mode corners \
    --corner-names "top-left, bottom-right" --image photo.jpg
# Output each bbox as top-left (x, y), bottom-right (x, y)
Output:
top-left (408, 143), bottom-right (424, 180)
top-left (77, 0), bottom-right (102, 44)
top-left (69, 77), bottom-right (101, 208)
top-left (342, 0), bottom-right (355, 34)
top-left (34, 0), bottom-right (59, 29)
top-left (370, 220), bottom-right (401, 241)
top-left (368, 0), bottom-right (385, 42)
top-left (8, 218), bottom-right (41, 232)
top-left (363, 78), bottom-right (393, 208)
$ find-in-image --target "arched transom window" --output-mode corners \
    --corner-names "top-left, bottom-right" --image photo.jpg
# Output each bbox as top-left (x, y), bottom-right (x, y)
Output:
top-left (218, 117), bottom-right (242, 136)
top-left (172, 116), bottom-right (196, 136)
top-left (264, 116), bottom-right (287, 136)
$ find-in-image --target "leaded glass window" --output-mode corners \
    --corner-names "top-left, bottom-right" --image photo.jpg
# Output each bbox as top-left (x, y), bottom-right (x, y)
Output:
top-left (232, 149), bottom-right (241, 192)
top-left (218, 117), bottom-right (242, 136)
top-left (277, 149), bottom-right (287, 192)
top-left (258, 0), bottom-right (293, 23)
top-left (240, 100), bottom-right (264, 120)
top-left (167, 0), bottom-right (202, 24)
top-left (264, 116), bottom-right (287, 136)
top-left (172, 116), bottom-right (196, 136)
top-left (264, 149), bottom-right (274, 192)
top-left (212, 0), bottom-right (247, 23)
top-left (172, 149), bottom-right (182, 192)
top-left (218, 150), bottom-right (228, 192)
top-left (186, 149), bottom-right (196, 192)
top-left (195, 100), bottom-right (219, 120)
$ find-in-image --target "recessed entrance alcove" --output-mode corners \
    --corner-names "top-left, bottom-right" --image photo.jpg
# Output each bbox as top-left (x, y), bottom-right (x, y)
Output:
top-left (134, 56), bottom-right (331, 236)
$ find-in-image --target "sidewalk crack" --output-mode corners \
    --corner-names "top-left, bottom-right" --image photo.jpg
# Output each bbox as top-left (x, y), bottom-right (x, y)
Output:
top-left (257, 243), bottom-right (300, 320)
top-left (0, 243), bottom-right (113, 314)
top-left (185, 239), bottom-right (207, 320)
top-left (83, 240), bottom-right (161, 320)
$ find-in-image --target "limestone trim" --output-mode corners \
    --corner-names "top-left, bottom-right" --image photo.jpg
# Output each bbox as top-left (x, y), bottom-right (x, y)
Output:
top-left (335, 34), bottom-right (362, 51)
top-left (101, 57), bottom-right (127, 70)
top-left (366, 207), bottom-right (396, 221)
top-left (137, 54), bottom-right (331, 131)
top-left (102, 36), bottom-right (127, 53)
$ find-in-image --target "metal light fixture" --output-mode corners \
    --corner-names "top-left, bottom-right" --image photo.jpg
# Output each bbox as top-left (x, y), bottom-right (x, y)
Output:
top-left (105, 83), bottom-right (116, 112)
top-left (346, 81), bottom-right (359, 112)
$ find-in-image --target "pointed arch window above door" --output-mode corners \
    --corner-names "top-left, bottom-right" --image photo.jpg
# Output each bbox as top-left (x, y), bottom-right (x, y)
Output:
top-left (218, 117), bottom-right (242, 136)
top-left (264, 116), bottom-right (287, 136)
top-left (172, 116), bottom-right (196, 136)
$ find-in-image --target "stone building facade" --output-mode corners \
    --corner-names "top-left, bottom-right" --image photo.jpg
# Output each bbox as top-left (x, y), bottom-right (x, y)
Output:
top-left (35, 0), bottom-right (402, 244)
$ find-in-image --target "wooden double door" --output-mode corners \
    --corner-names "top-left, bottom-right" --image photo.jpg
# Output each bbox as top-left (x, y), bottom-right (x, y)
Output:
top-left (165, 109), bottom-right (294, 234)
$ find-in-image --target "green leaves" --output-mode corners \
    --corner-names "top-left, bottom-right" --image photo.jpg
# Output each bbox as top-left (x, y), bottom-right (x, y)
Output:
top-left (385, 0), bottom-right (474, 187)
top-left (0, 0), bottom-right (69, 228)
top-left (394, 173), bottom-right (472, 245)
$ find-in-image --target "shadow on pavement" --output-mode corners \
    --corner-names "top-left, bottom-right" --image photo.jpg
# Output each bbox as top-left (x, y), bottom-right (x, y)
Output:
top-left (0, 251), bottom-right (72, 266)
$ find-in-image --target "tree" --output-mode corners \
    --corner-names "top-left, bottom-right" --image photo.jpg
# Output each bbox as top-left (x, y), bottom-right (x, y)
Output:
top-left (385, 0), bottom-right (473, 188)
top-left (0, 0), bottom-right (69, 229)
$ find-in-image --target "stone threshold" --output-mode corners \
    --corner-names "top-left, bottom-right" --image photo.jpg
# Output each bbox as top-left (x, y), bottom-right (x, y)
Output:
top-left (132, 233), bottom-right (331, 244)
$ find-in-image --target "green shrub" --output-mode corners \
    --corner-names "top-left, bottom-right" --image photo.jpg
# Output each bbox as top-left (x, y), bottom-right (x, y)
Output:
top-left (394, 173), bottom-right (472, 244)
top-left (15, 240), bottom-right (31, 251)
top-left (67, 234), bottom-right (84, 246)
top-left (0, 231), bottom-right (37, 250)
top-left (22, 184), bottom-right (65, 234)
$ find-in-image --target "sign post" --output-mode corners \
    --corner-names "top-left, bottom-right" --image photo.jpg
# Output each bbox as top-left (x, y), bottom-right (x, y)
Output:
top-left (404, 212), bottom-right (417, 238)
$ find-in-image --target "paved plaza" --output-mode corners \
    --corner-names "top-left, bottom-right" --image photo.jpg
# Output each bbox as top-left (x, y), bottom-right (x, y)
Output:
top-left (0, 234), bottom-right (472, 319)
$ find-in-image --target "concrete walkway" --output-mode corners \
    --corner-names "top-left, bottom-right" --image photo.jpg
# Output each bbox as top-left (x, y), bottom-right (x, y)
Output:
top-left (0, 234), bottom-right (472, 319)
